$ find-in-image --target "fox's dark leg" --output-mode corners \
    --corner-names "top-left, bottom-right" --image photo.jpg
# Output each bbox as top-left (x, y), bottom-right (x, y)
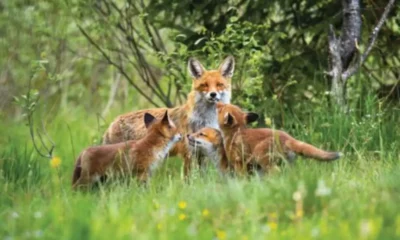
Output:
top-left (137, 170), bottom-right (150, 188)
top-left (196, 154), bottom-right (209, 177)
top-left (232, 155), bottom-right (247, 177)
top-left (72, 172), bottom-right (92, 191)
top-left (183, 151), bottom-right (192, 180)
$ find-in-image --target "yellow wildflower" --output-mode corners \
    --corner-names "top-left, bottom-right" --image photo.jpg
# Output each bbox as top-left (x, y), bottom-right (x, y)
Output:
top-left (178, 213), bottom-right (186, 221)
top-left (157, 223), bottom-right (162, 231)
top-left (216, 230), bottom-right (226, 240)
top-left (178, 201), bottom-right (187, 209)
top-left (202, 209), bottom-right (210, 217)
top-left (295, 209), bottom-right (304, 218)
top-left (245, 209), bottom-right (250, 216)
top-left (264, 117), bottom-right (272, 126)
top-left (131, 222), bottom-right (137, 233)
top-left (153, 199), bottom-right (160, 209)
top-left (395, 215), bottom-right (400, 236)
top-left (267, 221), bottom-right (278, 230)
top-left (50, 156), bottom-right (61, 168)
top-left (241, 235), bottom-right (249, 240)
top-left (268, 212), bottom-right (278, 219)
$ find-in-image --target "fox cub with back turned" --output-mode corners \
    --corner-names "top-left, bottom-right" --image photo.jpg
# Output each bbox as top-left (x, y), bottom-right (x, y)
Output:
top-left (216, 103), bottom-right (342, 174)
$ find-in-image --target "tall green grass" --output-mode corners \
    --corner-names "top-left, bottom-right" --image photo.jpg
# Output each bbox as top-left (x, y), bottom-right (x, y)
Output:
top-left (1, 100), bottom-right (399, 240)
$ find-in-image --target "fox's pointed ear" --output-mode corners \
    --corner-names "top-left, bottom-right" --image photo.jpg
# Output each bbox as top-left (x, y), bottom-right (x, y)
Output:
top-left (144, 113), bottom-right (156, 129)
top-left (246, 112), bottom-right (259, 124)
top-left (161, 110), bottom-right (170, 124)
top-left (218, 55), bottom-right (235, 78)
top-left (224, 112), bottom-right (236, 126)
top-left (188, 57), bottom-right (205, 79)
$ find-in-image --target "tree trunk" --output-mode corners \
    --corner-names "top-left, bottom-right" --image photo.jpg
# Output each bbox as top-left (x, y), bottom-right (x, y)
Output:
top-left (327, 0), bottom-right (395, 110)
top-left (328, 0), bottom-right (361, 110)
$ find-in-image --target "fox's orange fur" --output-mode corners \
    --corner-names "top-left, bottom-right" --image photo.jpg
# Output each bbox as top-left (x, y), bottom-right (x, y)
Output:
top-left (72, 111), bottom-right (182, 189)
top-left (216, 103), bottom-right (342, 174)
top-left (103, 56), bottom-right (235, 176)
top-left (187, 127), bottom-right (229, 174)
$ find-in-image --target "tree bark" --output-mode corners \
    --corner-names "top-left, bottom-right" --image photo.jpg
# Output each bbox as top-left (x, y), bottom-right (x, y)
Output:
top-left (328, 0), bottom-right (361, 110)
top-left (340, 0), bottom-right (361, 70)
top-left (327, 0), bottom-right (395, 110)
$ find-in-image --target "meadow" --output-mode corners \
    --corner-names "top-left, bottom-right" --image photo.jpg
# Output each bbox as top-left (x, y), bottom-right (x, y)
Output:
top-left (1, 100), bottom-right (400, 240)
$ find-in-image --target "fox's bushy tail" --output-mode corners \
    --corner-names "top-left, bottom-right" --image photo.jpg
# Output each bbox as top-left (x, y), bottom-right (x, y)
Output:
top-left (286, 139), bottom-right (341, 161)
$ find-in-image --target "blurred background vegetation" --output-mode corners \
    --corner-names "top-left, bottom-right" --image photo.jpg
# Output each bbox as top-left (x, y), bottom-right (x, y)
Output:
top-left (1, 0), bottom-right (399, 128)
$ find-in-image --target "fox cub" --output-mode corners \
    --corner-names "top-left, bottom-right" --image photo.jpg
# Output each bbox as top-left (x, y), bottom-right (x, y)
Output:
top-left (216, 103), bottom-right (342, 174)
top-left (72, 111), bottom-right (182, 189)
top-left (187, 127), bottom-right (229, 174)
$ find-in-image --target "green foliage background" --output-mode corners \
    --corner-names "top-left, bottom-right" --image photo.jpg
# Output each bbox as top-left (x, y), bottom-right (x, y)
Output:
top-left (1, 0), bottom-right (399, 120)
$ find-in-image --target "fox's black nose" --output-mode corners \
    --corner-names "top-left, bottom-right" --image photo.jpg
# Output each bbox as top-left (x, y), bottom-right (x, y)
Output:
top-left (210, 92), bottom-right (217, 98)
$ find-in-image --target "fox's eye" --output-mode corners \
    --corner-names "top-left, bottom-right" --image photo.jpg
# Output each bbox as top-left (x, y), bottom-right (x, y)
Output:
top-left (199, 83), bottom-right (208, 88)
top-left (199, 133), bottom-right (207, 137)
top-left (217, 83), bottom-right (224, 87)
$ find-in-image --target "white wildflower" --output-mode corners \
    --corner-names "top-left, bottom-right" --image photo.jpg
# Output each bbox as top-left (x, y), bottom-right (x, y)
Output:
top-left (34, 212), bottom-right (43, 219)
top-left (261, 225), bottom-right (271, 234)
top-left (360, 219), bottom-right (372, 238)
top-left (34, 230), bottom-right (43, 238)
top-left (187, 223), bottom-right (198, 236)
top-left (11, 212), bottom-right (19, 219)
top-left (169, 208), bottom-right (176, 216)
top-left (311, 227), bottom-right (320, 238)
top-left (315, 179), bottom-right (332, 197)
top-left (293, 191), bottom-right (302, 202)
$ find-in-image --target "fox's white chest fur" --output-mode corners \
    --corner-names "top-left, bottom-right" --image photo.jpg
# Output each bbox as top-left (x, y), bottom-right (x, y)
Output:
top-left (206, 148), bottom-right (221, 169)
top-left (150, 135), bottom-right (181, 174)
top-left (189, 91), bottom-right (230, 132)
top-left (190, 142), bottom-right (224, 175)
top-left (150, 140), bottom-right (175, 173)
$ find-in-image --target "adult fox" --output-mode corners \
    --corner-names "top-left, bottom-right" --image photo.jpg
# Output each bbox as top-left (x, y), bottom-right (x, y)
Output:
top-left (216, 103), bottom-right (342, 174)
top-left (103, 56), bottom-right (235, 176)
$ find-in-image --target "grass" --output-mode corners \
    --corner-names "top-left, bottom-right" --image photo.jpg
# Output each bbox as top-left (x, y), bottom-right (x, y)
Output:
top-left (1, 103), bottom-right (400, 240)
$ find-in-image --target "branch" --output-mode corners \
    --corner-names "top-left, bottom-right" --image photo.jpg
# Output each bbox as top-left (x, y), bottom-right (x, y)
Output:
top-left (36, 127), bottom-right (51, 154)
top-left (26, 75), bottom-right (55, 159)
top-left (66, 123), bottom-right (76, 160)
top-left (77, 24), bottom-right (161, 107)
top-left (95, 1), bottom-right (172, 106)
top-left (126, 35), bottom-right (172, 106)
top-left (342, 0), bottom-right (396, 80)
top-left (102, 72), bottom-right (121, 117)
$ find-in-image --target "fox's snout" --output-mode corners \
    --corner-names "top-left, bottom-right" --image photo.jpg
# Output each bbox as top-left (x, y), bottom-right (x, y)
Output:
top-left (206, 91), bottom-right (220, 102)
top-left (175, 133), bottom-right (183, 141)
top-left (186, 134), bottom-right (199, 147)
